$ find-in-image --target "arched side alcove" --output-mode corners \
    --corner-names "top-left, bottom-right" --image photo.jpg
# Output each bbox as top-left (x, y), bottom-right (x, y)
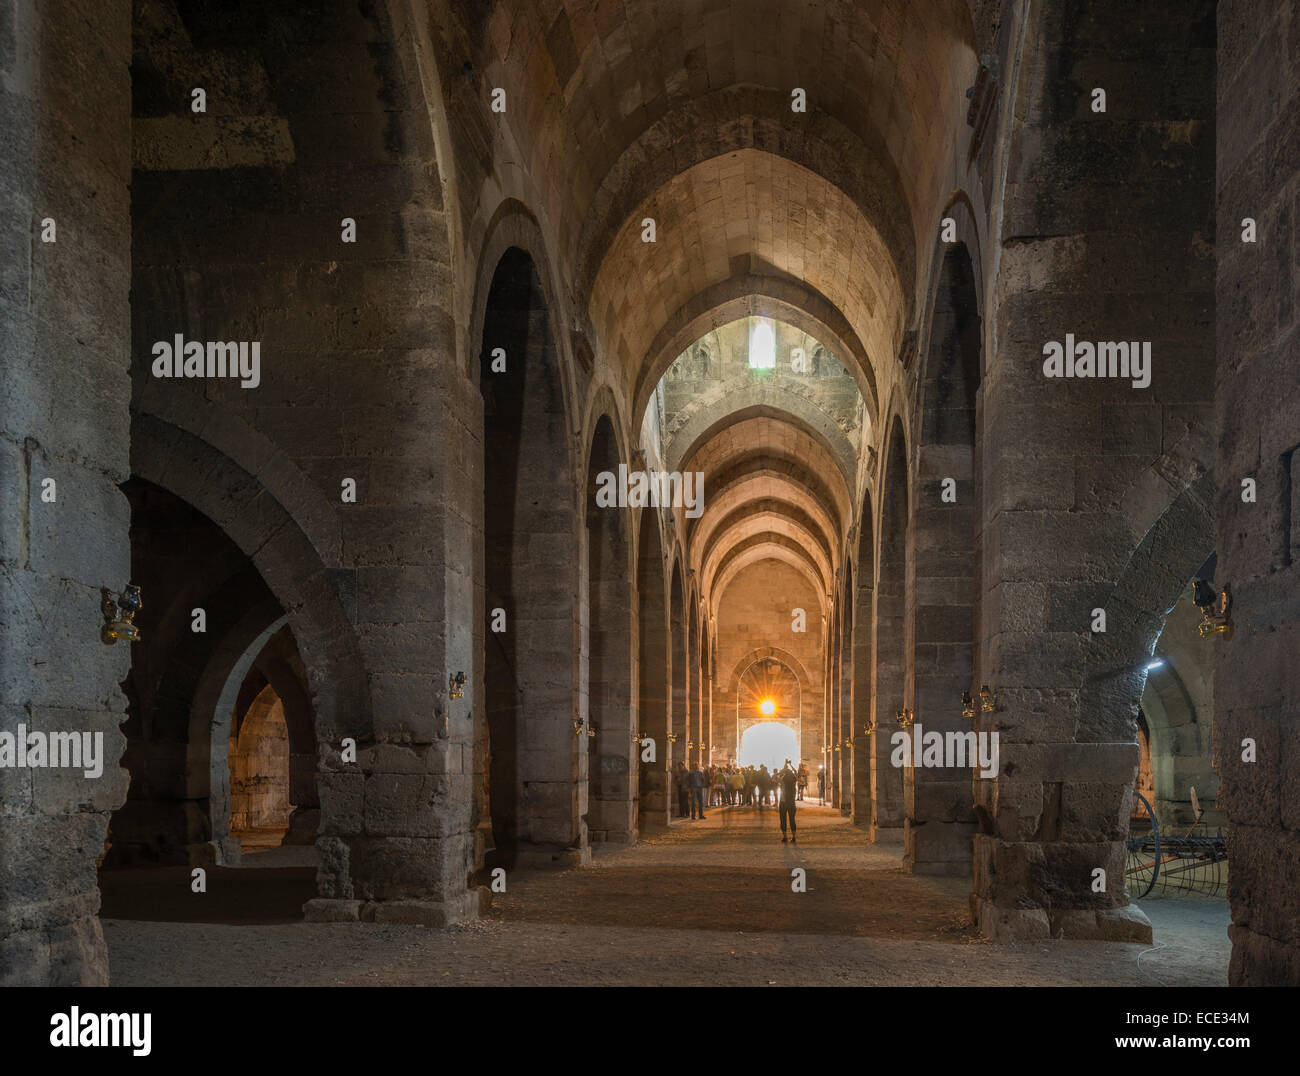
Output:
top-left (201, 615), bottom-right (289, 864)
top-left (908, 241), bottom-right (982, 876)
top-left (637, 511), bottom-right (670, 832)
top-left (872, 415), bottom-right (909, 840)
top-left (852, 497), bottom-right (875, 826)
top-left (669, 561), bottom-right (688, 817)
top-left (228, 684), bottom-right (292, 845)
top-left (583, 414), bottom-right (636, 844)
top-left (479, 245), bottom-right (582, 867)
top-left (1137, 576), bottom-right (1219, 831)
top-left (106, 476), bottom-right (325, 873)
top-left (207, 621), bottom-right (319, 860)
top-left (838, 565), bottom-right (854, 816)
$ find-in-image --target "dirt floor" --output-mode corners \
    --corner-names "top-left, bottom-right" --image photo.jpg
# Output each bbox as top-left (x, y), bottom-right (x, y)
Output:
top-left (102, 804), bottom-right (1231, 986)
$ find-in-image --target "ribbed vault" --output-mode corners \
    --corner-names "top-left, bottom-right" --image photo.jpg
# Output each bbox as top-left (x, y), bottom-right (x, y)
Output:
top-left (591, 150), bottom-right (905, 401)
top-left (459, 0), bottom-right (976, 291)
top-left (653, 318), bottom-right (860, 631)
top-left (451, 0), bottom-right (980, 411)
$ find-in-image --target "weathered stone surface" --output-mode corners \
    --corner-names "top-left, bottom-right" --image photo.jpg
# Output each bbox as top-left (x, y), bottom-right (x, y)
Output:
top-left (1213, 0), bottom-right (1300, 986)
top-left (302, 898), bottom-right (361, 923)
top-left (1094, 904), bottom-right (1154, 944)
top-left (1, 0), bottom-right (1281, 989)
top-left (977, 903), bottom-right (1051, 942)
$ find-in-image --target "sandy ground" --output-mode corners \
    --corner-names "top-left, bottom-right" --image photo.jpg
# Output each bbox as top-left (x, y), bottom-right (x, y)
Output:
top-left (102, 805), bottom-right (1230, 986)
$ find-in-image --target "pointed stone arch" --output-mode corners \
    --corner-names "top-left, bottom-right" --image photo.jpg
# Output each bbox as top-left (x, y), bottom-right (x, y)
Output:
top-left (669, 559), bottom-right (688, 816)
top-left (907, 239), bottom-right (984, 875)
top-left (873, 413), bottom-right (910, 839)
top-left (583, 413), bottom-right (636, 844)
top-left (853, 493), bottom-right (876, 826)
top-left (478, 244), bottom-right (584, 868)
top-left (636, 509), bottom-right (670, 832)
top-left (123, 419), bottom-right (365, 908)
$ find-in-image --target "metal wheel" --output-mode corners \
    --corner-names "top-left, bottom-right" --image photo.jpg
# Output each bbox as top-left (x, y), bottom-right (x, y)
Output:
top-left (1125, 790), bottom-right (1161, 900)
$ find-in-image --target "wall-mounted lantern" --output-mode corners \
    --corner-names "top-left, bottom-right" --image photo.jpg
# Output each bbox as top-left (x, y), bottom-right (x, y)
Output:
top-left (101, 585), bottom-right (142, 645)
top-left (1193, 579), bottom-right (1233, 639)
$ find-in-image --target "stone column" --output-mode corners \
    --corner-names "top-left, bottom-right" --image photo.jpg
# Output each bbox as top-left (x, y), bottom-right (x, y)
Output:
top-left (839, 608), bottom-right (853, 816)
top-left (852, 574), bottom-right (873, 825)
top-left (1213, 0), bottom-right (1300, 985)
top-left (829, 617), bottom-right (841, 807)
top-left (309, 340), bottom-right (483, 923)
top-left (0, 1), bottom-right (133, 985)
top-left (687, 615), bottom-right (699, 766)
top-left (873, 453), bottom-right (908, 838)
top-left (973, 0), bottom-right (1214, 940)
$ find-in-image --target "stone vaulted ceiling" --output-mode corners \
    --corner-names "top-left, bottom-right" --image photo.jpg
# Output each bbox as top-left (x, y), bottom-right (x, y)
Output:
top-left (462, 0), bottom-right (979, 402)
top-left (659, 332), bottom-right (859, 622)
top-left (455, 0), bottom-right (978, 639)
top-left (592, 150), bottom-right (904, 411)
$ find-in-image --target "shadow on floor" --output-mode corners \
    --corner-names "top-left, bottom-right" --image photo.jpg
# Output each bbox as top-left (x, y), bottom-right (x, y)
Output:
top-left (486, 862), bottom-right (976, 939)
top-left (98, 864), bottom-right (315, 925)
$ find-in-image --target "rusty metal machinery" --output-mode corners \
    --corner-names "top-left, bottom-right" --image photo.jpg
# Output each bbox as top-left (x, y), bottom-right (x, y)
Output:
top-left (1125, 790), bottom-right (1228, 900)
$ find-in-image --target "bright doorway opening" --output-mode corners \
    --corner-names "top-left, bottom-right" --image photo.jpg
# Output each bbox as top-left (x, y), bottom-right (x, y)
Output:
top-left (739, 721), bottom-right (799, 771)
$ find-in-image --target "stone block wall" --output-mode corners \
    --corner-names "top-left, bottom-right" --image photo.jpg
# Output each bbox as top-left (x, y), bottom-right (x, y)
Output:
top-left (0, 1), bottom-right (132, 985)
top-left (126, 0), bottom-right (479, 928)
top-left (1214, 0), bottom-right (1300, 986)
top-left (974, 0), bottom-right (1216, 941)
top-left (0, 0), bottom-right (1288, 988)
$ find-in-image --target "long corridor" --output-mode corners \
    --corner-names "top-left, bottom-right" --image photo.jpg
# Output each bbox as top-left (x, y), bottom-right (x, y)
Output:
top-left (103, 806), bottom-right (1229, 987)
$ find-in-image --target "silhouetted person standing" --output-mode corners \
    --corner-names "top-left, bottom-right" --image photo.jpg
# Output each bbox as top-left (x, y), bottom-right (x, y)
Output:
top-left (779, 762), bottom-right (799, 843)
top-left (689, 763), bottom-right (706, 820)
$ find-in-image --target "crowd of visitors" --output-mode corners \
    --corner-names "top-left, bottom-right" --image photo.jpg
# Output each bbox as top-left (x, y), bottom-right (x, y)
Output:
top-left (671, 759), bottom-right (811, 821)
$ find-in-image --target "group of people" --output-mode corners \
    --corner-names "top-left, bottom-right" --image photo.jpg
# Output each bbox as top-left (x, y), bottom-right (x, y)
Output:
top-left (671, 760), bottom-right (810, 841)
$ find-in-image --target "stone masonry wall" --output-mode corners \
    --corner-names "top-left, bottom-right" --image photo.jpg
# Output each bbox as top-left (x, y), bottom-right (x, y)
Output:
top-left (1214, 0), bottom-right (1300, 986)
top-left (0, 1), bottom-right (132, 985)
top-left (974, 0), bottom-right (1216, 942)
top-left (127, 0), bottom-right (478, 928)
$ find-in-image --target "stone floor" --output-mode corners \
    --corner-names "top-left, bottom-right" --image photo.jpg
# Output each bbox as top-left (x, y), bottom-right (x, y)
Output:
top-left (102, 804), bottom-right (1231, 986)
